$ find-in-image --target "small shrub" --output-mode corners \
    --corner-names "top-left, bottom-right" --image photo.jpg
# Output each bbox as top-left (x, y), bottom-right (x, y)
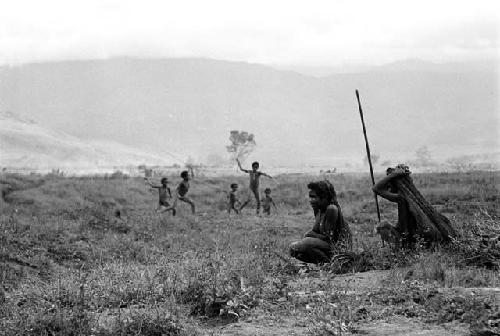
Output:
top-left (449, 212), bottom-right (500, 270)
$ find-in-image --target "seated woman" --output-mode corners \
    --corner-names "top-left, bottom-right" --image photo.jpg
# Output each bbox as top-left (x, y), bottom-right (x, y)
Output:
top-left (290, 180), bottom-right (352, 264)
top-left (372, 164), bottom-right (456, 247)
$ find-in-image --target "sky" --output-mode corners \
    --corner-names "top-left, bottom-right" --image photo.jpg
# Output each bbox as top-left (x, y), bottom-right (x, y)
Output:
top-left (0, 0), bottom-right (498, 67)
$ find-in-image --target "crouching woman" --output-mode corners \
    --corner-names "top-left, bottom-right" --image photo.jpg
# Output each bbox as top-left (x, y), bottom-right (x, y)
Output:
top-left (290, 180), bottom-right (352, 264)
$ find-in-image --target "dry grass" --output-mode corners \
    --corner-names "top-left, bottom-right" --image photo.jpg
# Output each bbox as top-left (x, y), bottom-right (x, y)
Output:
top-left (0, 171), bottom-right (498, 335)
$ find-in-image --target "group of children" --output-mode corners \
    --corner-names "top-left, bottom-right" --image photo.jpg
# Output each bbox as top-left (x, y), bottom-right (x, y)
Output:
top-left (227, 158), bottom-right (276, 215)
top-left (145, 170), bottom-right (195, 215)
top-left (145, 161), bottom-right (456, 265)
top-left (145, 159), bottom-right (276, 216)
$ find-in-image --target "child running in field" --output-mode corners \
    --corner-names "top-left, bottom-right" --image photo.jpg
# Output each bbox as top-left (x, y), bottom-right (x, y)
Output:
top-left (145, 177), bottom-right (176, 215)
top-left (261, 188), bottom-right (277, 215)
top-left (236, 158), bottom-right (273, 214)
top-left (163, 170), bottom-right (195, 214)
top-left (226, 183), bottom-right (241, 214)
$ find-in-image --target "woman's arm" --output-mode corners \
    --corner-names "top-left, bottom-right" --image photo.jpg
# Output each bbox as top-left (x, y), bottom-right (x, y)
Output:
top-left (323, 205), bottom-right (339, 240)
top-left (304, 230), bottom-right (328, 240)
top-left (303, 206), bottom-right (336, 241)
top-left (372, 169), bottom-right (407, 202)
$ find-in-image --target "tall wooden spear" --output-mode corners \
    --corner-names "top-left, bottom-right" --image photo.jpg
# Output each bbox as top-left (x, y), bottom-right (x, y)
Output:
top-left (355, 90), bottom-right (381, 228)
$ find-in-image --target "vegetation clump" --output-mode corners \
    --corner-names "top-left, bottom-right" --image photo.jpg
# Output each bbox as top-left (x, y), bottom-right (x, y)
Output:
top-left (0, 171), bottom-right (498, 335)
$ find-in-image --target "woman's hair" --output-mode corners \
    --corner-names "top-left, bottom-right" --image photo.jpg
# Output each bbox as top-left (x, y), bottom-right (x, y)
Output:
top-left (307, 180), bottom-right (338, 205)
top-left (180, 170), bottom-right (189, 178)
top-left (161, 177), bottom-right (168, 183)
top-left (386, 163), bottom-right (411, 175)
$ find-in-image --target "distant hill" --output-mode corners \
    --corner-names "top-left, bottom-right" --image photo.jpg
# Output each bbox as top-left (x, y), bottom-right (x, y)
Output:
top-left (0, 111), bottom-right (181, 172)
top-left (0, 57), bottom-right (497, 168)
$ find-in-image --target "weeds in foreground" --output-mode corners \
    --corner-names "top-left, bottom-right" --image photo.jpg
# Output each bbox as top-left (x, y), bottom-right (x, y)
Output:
top-left (0, 171), bottom-right (499, 335)
top-left (449, 209), bottom-right (500, 270)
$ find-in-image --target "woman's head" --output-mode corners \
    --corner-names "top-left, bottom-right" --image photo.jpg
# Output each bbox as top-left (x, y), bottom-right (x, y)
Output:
top-left (307, 180), bottom-right (338, 211)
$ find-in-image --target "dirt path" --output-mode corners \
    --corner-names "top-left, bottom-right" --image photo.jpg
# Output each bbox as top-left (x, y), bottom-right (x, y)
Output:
top-left (210, 318), bottom-right (468, 336)
top-left (209, 318), bottom-right (309, 336)
top-left (202, 270), bottom-right (475, 336)
top-left (358, 317), bottom-right (468, 336)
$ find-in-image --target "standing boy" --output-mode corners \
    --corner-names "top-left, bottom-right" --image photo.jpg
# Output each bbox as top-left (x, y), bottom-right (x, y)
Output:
top-left (261, 188), bottom-right (277, 215)
top-left (163, 170), bottom-right (196, 215)
top-left (236, 158), bottom-right (272, 214)
top-left (145, 177), bottom-right (176, 215)
top-left (226, 183), bottom-right (241, 214)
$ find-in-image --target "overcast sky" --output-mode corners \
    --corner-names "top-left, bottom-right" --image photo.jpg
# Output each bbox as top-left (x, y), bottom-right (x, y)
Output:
top-left (0, 0), bottom-right (498, 67)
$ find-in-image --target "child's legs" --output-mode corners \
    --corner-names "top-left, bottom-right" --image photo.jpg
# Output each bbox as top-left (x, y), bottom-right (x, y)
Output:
top-left (231, 202), bottom-right (239, 214)
top-left (251, 189), bottom-right (260, 212)
top-left (157, 200), bottom-right (172, 213)
top-left (239, 192), bottom-right (252, 211)
top-left (245, 189), bottom-right (260, 213)
top-left (161, 197), bottom-right (178, 212)
top-left (239, 201), bottom-right (249, 210)
top-left (179, 196), bottom-right (195, 214)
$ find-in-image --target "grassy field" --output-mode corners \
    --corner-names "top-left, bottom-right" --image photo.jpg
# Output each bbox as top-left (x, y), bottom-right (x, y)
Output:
top-left (0, 171), bottom-right (499, 335)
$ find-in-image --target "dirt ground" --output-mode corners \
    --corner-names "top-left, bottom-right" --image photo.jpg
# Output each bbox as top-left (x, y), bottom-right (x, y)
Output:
top-left (205, 270), bottom-right (474, 336)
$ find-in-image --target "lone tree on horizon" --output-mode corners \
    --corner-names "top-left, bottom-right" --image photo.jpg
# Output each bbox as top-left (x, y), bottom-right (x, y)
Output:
top-left (226, 130), bottom-right (256, 162)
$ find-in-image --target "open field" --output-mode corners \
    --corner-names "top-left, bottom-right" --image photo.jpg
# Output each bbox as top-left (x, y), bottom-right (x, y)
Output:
top-left (0, 171), bottom-right (499, 335)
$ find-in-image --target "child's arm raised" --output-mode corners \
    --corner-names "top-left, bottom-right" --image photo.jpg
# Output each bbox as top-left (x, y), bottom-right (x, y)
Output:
top-left (144, 178), bottom-right (160, 188)
top-left (260, 172), bottom-right (272, 178)
top-left (236, 158), bottom-right (249, 173)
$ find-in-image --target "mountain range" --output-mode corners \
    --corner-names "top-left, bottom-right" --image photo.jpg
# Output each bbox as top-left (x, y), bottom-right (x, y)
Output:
top-left (0, 57), bottom-right (497, 170)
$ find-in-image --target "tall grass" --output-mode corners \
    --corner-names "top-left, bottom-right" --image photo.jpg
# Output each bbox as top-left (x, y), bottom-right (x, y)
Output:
top-left (0, 171), bottom-right (498, 335)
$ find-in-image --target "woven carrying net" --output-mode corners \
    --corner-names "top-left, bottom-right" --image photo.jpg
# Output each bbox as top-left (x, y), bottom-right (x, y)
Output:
top-left (393, 174), bottom-right (457, 242)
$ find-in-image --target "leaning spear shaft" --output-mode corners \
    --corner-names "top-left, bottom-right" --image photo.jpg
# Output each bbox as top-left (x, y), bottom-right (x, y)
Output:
top-left (355, 90), bottom-right (381, 225)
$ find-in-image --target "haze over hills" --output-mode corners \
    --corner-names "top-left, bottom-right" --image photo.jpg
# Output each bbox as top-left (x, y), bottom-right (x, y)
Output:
top-left (0, 57), bottom-right (497, 170)
top-left (0, 111), bottom-right (181, 171)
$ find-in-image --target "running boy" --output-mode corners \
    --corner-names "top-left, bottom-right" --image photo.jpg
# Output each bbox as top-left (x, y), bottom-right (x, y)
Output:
top-left (163, 170), bottom-right (195, 214)
top-left (261, 188), bottom-right (277, 215)
top-left (145, 177), bottom-right (176, 215)
top-left (236, 158), bottom-right (272, 214)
